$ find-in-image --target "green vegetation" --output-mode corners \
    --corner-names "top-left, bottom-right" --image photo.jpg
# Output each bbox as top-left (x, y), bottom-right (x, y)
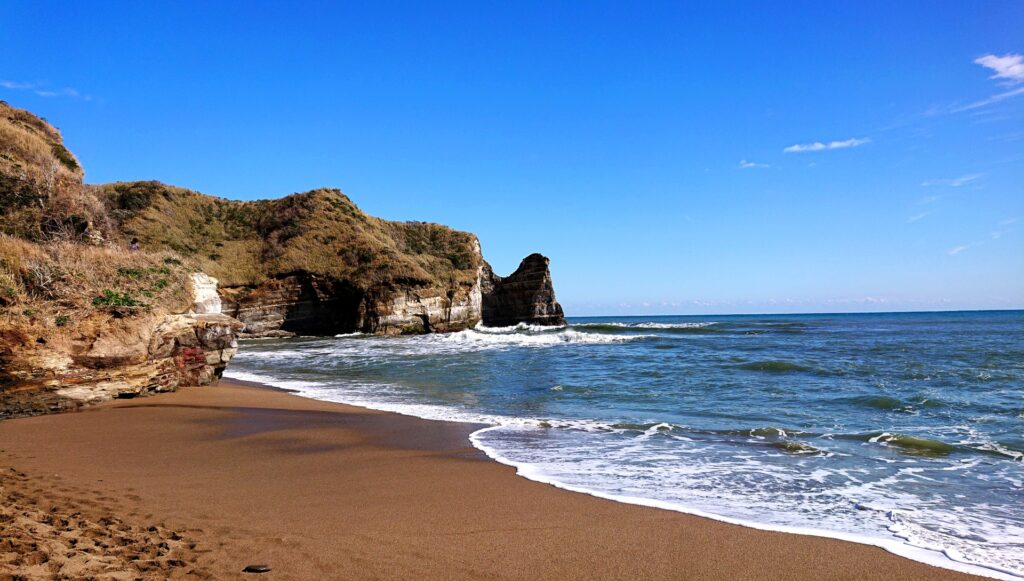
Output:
top-left (93, 289), bottom-right (148, 309)
top-left (54, 315), bottom-right (70, 327)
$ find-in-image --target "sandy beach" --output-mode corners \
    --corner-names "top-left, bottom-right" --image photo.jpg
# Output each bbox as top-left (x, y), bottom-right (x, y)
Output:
top-left (0, 379), bottom-right (979, 580)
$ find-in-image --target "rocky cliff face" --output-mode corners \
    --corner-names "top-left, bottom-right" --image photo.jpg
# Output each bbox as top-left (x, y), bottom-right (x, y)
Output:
top-left (0, 273), bottom-right (243, 418)
top-left (219, 249), bottom-right (565, 337)
top-left (221, 274), bottom-right (483, 336)
top-left (481, 253), bottom-right (565, 327)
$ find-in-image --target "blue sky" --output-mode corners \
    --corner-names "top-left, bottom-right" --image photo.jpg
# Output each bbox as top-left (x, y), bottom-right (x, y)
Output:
top-left (2, 1), bottom-right (1021, 315)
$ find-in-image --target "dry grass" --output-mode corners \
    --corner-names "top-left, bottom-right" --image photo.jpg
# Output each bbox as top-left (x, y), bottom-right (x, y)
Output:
top-left (0, 101), bottom-right (107, 242)
top-left (0, 235), bottom-right (193, 334)
top-left (0, 101), bottom-right (83, 190)
top-left (107, 183), bottom-right (482, 289)
top-left (2, 101), bottom-right (481, 305)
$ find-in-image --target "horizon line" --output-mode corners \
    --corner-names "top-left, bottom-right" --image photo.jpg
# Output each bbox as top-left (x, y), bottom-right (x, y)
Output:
top-left (564, 307), bottom-right (1024, 318)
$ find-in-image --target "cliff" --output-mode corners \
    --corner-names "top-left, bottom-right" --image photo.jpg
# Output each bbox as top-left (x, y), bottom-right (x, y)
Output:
top-left (1, 100), bottom-right (564, 417)
top-left (0, 236), bottom-right (243, 418)
top-left (0, 102), bottom-right (243, 418)
top-left (108, 182), bottom-right (564, 336)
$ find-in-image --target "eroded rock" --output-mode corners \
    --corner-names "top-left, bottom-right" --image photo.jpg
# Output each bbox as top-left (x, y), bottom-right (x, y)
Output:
top-left (481, 253), bottom-right (565, 327)
top-left (0, 273), bottom-right (244, 419)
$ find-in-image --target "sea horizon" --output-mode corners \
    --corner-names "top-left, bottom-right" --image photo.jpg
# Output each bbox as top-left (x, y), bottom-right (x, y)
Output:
top-left (567, 308), bottom-right (1024, 319)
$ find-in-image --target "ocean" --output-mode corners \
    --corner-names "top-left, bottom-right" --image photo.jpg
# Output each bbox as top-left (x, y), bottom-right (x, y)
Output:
top-left (224, 310), bottom-right (1024, 579)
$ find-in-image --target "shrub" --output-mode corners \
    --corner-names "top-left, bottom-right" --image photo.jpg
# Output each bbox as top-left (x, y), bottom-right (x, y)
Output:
top-left (117, 267), bottom-right (145, 279)
top-left (54, 315), bottom-right (70, 327)
top-left (92, 289), bottom-right (147, 309)
top-left (50, 144), bottom-right (80, 172)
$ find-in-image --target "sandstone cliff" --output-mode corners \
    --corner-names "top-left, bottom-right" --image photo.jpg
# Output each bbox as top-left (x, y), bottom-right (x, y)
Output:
top-left (0, 240), bottom-right (243, 418)
top-left (0, 102), bottom-right (244, 418)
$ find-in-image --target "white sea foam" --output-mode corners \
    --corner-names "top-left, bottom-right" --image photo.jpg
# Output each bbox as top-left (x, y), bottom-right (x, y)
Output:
top-left (575, 321), bottom-right (717, 329)
top-left (441, 327), bottom-right (653, 348)
top-left (474, 322), bottom-right (568, 333)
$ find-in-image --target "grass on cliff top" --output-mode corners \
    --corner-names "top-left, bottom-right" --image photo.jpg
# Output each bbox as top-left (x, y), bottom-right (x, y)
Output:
top-left (105, 182), bottom-right (483, 289)
top-left (0, 235), bottom-right (192, 334)
top-left (0, 101), bottom-right (112, 243)
top-left (1, 101), bottom-right (482, 297)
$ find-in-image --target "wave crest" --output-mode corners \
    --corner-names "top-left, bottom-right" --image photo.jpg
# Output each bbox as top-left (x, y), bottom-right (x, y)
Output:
top-left (443, 327), bottom-right (653, 347)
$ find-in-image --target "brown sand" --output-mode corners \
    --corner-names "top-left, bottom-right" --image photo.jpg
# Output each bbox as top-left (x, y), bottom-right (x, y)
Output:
top-left (0, 380), bottom-right (980, 580)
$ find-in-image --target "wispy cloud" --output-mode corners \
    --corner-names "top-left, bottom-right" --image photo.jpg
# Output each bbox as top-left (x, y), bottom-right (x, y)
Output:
top-left (946, 218), bottom-right (1016, 256)
top-left (920, 173), bottom-right (983, 187)
top-left (907, 211), bottom-right (932, 223)
top-left (738, 159), bottom-right (769, 169)
top-left (952, 86), bottom-right (1024, 113)
top-left (0, 80), bottom-right (92, 100)
top-left (783, 137), bottom-right (870, 153)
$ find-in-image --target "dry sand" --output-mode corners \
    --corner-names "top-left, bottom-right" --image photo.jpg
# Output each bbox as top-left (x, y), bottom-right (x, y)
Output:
top-left (0, 380), bottom-right (980, 580)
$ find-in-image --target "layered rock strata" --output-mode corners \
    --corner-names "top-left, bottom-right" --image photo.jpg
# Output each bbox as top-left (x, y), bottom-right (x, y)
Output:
top-left (0, 274), bottom-right (243, 419)
top-left (220, 252), bottom-right (564, 337)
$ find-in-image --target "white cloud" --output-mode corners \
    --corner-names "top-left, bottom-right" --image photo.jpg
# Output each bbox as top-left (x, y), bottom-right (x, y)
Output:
top-left (907, 211), bottom-right (932, 223)
top-left (947, 244), bottom-right (972, 255)
top-left (738, 159), bottom-right (769, 169)
top-left (975, 53), bottom-right (1024, 84)
top-left (917, 194), bottom-right (940, 204)
top-left (920, 173), bottom-right (982, 187)
top-left (783, 137), bottom-right (870, 153)
top-left (0, 80), bottom-right (91, 100)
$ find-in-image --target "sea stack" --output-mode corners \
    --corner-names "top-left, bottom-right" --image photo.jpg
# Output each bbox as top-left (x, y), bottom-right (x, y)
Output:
top-left (481, 253), bottom-right (566, 327)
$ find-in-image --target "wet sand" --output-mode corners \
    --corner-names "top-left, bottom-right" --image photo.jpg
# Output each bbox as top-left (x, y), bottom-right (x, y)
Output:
top-left (0, 380), bottom-right (979, 579)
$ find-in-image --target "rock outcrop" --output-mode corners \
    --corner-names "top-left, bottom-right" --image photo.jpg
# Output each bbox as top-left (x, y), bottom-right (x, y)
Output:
top-left (482, 253), bottom-right (565, 327)
top-left (0, 274), bottom-right (243, 419)
top-left (219, 251), bottom-right (565, 336)
top-left (220, 264), bottom-right (484, 337)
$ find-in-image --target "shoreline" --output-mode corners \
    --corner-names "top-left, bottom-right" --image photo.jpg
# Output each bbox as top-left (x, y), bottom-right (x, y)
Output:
top-left (228, 372), bottom-right (1016, 581)
top-left (0, 379), bottom-right (986, 579)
